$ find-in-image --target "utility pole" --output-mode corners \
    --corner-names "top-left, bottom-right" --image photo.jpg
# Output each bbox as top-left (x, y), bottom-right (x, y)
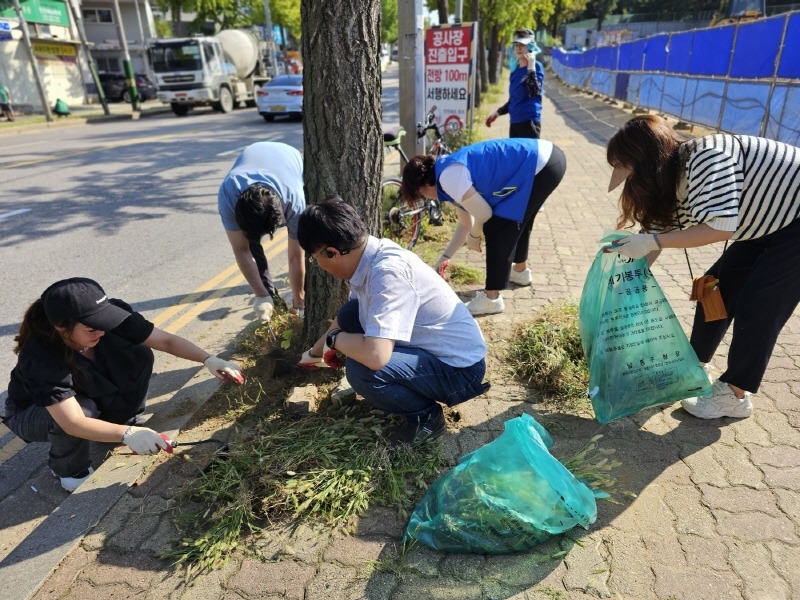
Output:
top-left (262, 0), bottom-right (277, 77)
top-left (68, 0), bottom-right (110, 115)
top-left (398, 0), bottom-right (425, 157)
top-left (11, 0), bottom-right (52, 120)
top-left (111, 0), bottom-right (139, 111)
top-left (455, 0), bottom-right (463, 23)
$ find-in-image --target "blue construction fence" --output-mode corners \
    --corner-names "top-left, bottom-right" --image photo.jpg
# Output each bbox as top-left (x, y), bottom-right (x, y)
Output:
top-left (552, 12), bottom-right (800, 145)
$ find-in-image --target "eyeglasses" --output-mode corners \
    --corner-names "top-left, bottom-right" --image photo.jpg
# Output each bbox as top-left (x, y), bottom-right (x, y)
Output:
top-left (307, 240), bottom-right (366, 265)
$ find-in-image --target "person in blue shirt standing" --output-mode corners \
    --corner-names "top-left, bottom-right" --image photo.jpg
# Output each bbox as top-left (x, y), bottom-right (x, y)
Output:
top-left (485, 29), bottom-right (544, 140)
top-left (401, 138), bottom-right (566, 316)
top-left (218, 142), bottom-right (306, 321)
top-left (484, 29), bottom-right (544, 288)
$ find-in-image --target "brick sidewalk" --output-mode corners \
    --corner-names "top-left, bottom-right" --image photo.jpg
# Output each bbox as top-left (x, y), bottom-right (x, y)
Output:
top-left (24, 76), bottom-right (800, 600)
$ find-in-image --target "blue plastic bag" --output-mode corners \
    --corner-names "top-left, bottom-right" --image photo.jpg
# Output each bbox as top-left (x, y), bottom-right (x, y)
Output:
top-left (579, 236), bottom-right (712, 424)
top-left (403, 414), bottom-right (598, 554)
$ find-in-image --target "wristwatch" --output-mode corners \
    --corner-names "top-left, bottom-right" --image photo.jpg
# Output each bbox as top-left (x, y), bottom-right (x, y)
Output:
top-left (325, 328), bottom-right (342, 351)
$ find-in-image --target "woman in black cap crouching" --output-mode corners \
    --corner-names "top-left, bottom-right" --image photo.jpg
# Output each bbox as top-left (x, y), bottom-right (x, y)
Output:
top-left (2, 277), bottom-right (244, 492)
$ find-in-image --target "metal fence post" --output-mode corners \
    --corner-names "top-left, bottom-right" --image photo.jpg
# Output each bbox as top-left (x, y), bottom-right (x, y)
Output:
top-left (716, 23), bottom-right (741, 133)
top-left (760, 14), bottom-right (790, 138)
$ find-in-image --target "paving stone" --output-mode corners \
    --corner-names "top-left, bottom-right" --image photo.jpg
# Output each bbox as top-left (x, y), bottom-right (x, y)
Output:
top-left (79, 550), bottom-right (164, 587)
top-left (773, 488), bottom-right (800, 523)
top-left (482, 548), bottom-right (565, 589)
top-left (726, 540), bottom-right (790, 600)
top-left (679, 534), bottom-right (730, 571)
top-left (652, 564), bottom-right (743, 600)
top-left (766, 541), bottom-right (800, 599)
top-left (700, 484), bottom-right (781, 516)
top-left (439, 553), bottom-right (485, 582)
top-left (180, 559), bottom-right (241, 600)
top-left (402, 544), bottom-right (443, 577)
top-left (323, 534), bottom-right (393, 572)
top-left (713, 443), bottom-right (765, 487)
top-left (663, 484), bottom-right (717, 536)
top-left (762, 465), bottom-right (800, 489)
top-left (713, 509), bottom-right (798, 543)
top-left (749, 445), bottom-right (800, 469)
top-left (31, 546), bottom-right (98, 600)
top-left (304, 563), bottom-right (357, 600)
top-left (683, 445), bottom-right (729, 487)
top-left (285, 384), bottom-right (320, 415)
top-left (392, 574), bottom-right (482, 599)
top-left (354, 506), bottom-right (405, 537)
top-left (754, 411), bottom-right (800, 447)
top-left (562, 534), bottom-right (611, 597)
top-left (227, 558), bottom-right (315, 599)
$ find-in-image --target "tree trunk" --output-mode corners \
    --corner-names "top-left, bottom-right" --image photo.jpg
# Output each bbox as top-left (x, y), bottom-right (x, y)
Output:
top-left (472, 0), bottom-right (488, 95)
top-left (469, 0), bottom-right (482, 106)
top-left (437, 0), bottom-right (448, 24)
top-left (487, 23), bottom-right (501, 84)
top-left (301, 0), bottom-right (384, 345)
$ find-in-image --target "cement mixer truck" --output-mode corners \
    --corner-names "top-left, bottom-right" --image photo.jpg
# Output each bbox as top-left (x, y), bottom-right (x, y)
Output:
top-left (150, 28), bottom-right (269, 116)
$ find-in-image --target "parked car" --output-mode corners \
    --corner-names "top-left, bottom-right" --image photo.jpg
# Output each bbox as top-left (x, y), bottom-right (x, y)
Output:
top-left (98, 73), bottom-right (157, 103)
top-left (255, 74), bottom-right (303, 122)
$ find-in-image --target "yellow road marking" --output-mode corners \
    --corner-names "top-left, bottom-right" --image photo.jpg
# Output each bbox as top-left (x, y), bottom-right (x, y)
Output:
top-left (3, 133), bottom-right (180, 169)
top-left (165, 234), bottom-right (287, 333)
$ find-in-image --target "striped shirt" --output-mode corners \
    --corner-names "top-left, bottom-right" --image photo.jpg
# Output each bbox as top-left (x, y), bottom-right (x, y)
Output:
top-left (675, 134), bottom-right (800, 240)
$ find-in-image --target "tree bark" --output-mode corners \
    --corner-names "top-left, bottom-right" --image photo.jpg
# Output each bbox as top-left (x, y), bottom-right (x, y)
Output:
top-left (469, 0), bottom-right (482, 106)
top-left (471, 0), bottom-right (488, 95)
top-left (487, 23), bottom-right (501, 84)
top-left (436, 0), bottom-right (448, 24)
top-left (301, 0), bottom-right (384, 345)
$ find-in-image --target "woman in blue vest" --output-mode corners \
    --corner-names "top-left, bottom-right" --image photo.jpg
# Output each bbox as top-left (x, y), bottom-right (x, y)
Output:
top-left (401, 138), bottom-right (566, 315)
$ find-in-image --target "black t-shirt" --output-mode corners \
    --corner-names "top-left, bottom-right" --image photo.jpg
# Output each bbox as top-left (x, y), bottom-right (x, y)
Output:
top-left (5, 299), bottom-right (156, 421)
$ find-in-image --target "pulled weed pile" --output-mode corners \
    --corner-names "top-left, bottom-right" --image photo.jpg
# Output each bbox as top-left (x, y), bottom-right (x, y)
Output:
top-left (505, 300), bottom-right (590, 407)
top-left (165, 405), bottom-right (444, 578)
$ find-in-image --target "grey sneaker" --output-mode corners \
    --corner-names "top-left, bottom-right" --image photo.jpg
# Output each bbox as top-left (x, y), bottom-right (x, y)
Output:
top-left (465, 291), bottom-right (505, 316)
top-left (509, 268), bottom-right (532, 286)
top-left (51, 467), bottom-right (94, 492)
top-left (681, 380), bottom-right (753, 419)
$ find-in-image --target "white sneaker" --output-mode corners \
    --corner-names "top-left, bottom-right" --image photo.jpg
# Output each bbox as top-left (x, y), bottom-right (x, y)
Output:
top-left (51, 467), bottom-right (94, 492)
top-left (509, 268), bottom-right (532, 287)
top-left (465, 291), bottom-right (505, 316)
top-left (681, 380), bottom-right (753, 419)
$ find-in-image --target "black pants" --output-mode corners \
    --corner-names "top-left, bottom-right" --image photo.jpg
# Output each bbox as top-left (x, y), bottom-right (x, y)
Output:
top-left (483, 145), bottom-right (567, 291)
top-left (691, 217), bottom-right (800, 392)
top-left (249, 239), bottom-right (276, 296)
top-left (508, 120), bottom-right (542, 264)
top-left (509, 120), bottom-right (541, 139)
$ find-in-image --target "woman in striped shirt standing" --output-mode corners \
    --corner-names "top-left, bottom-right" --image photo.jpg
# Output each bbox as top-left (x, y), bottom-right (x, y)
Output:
top-left (605, 115), bottom-right (800, 420)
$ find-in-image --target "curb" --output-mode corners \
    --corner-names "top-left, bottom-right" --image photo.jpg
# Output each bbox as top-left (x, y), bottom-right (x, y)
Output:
top-left (0, 106), bottom-right (173, 137)
top-left (0, 370), bottom-right (222, 600)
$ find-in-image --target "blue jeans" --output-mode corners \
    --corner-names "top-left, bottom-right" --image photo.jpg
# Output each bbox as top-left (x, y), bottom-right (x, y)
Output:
top-left (337, 300), bottom-right (488, 422)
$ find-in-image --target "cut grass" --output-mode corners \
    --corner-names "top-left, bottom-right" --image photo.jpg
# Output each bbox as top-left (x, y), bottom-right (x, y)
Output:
top-left (505, 300), bottom-right (590, 411)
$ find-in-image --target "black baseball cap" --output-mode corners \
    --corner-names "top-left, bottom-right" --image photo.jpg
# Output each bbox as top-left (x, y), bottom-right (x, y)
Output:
top-left (41, 277), bottom-right (130, 331)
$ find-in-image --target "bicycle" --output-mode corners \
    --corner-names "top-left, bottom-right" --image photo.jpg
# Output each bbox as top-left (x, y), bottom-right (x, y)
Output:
top-left (381, 105), bottom-right (453, 250)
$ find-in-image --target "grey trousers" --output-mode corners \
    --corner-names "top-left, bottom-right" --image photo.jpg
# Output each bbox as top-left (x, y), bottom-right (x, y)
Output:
top-left (4, 394), bottom-right (145, 478)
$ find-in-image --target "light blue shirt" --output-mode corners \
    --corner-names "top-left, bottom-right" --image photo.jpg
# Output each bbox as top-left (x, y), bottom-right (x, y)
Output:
top-left (217, 142), bottom-right (305, 239)
top-left (348, 237), bottom-right (486, 368)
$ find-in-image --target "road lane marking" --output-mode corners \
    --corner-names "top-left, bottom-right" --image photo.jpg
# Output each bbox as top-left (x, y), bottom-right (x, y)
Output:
top-left (1, 133), bottom-right (180, 169)
top-left (152, 227), bottom-right (287, 331)
top-left (165, 236), bottom-right (287, 333)
top-left (0, 209), bottom-right (31, 220)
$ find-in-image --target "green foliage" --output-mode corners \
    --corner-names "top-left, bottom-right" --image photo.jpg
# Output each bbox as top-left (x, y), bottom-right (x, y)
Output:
top-left (505, 300), bottom-right (590, 405)
top-left (382, 0), bottom-right (398, 44)
top-left (154, 18), bottom-right (173, 38)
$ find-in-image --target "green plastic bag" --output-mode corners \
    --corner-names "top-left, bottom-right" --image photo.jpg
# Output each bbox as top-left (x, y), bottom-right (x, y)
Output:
top-left (403, 414), bottom-right (598, 554)
top-left (579, 236), bottom-right (712, 424)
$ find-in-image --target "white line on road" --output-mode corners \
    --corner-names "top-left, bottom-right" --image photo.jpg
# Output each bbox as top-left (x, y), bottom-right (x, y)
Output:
top-left (0, 209), bottom-right (31, 220)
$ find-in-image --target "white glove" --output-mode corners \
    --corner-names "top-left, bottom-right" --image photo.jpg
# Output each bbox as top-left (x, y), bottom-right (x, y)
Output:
top-left (607, 234), bottom-right (660, 259)
top-left (204, 355), bottom-right (245, 384)
top-left (298, 348), bottom-right (329, 369)
top-left (525, 52), bottom-right (537, 69)
top-left (122, 426), bottom-right (170, 455)
top-left (253, 295), bottom-right (275, 321)
top-left (485, 112), bottom-right (499, 127)
top-left (467, 233), bottom-right (482, 252)
top-left (434, 254), bottom-right (449, 273)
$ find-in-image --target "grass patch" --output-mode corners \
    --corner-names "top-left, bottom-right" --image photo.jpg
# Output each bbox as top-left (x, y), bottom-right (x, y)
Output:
top-left (505, 300), bottom-right (590, 410)
top-left (162, 308), bottom-right (446, 579)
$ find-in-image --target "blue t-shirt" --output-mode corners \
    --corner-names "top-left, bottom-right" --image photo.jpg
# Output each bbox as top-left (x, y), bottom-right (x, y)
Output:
top-left (435, 139), bottom-right (540, 223)
top-left (507, 63), bottom-right (544, 124)
top-left (347, 236), bottom-right (486, 368)
top-left (217, 142), bottom-right (305, 239)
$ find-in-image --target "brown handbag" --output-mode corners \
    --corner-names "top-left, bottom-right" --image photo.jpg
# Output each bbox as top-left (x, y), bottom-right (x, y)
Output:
top-left (690, 275), bottom-right (727, 321)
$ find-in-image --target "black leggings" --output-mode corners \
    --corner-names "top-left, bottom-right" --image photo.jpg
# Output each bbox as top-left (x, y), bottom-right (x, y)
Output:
top-left (690, 217), bottom-right (800, 392)
top-left (483, 145), bottom-right (567, 291)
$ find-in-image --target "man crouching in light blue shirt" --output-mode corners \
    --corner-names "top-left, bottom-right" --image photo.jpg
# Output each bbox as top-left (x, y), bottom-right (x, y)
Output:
top-left (297, 197), bottom-right (489, 446)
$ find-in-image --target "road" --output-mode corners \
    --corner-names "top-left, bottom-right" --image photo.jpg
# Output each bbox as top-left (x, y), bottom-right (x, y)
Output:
top-left (0, 64), bottom-right (400, 470)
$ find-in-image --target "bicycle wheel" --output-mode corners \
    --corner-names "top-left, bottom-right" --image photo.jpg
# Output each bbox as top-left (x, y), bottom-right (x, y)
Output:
top-left (380, 177), bottom-right (422, 250)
